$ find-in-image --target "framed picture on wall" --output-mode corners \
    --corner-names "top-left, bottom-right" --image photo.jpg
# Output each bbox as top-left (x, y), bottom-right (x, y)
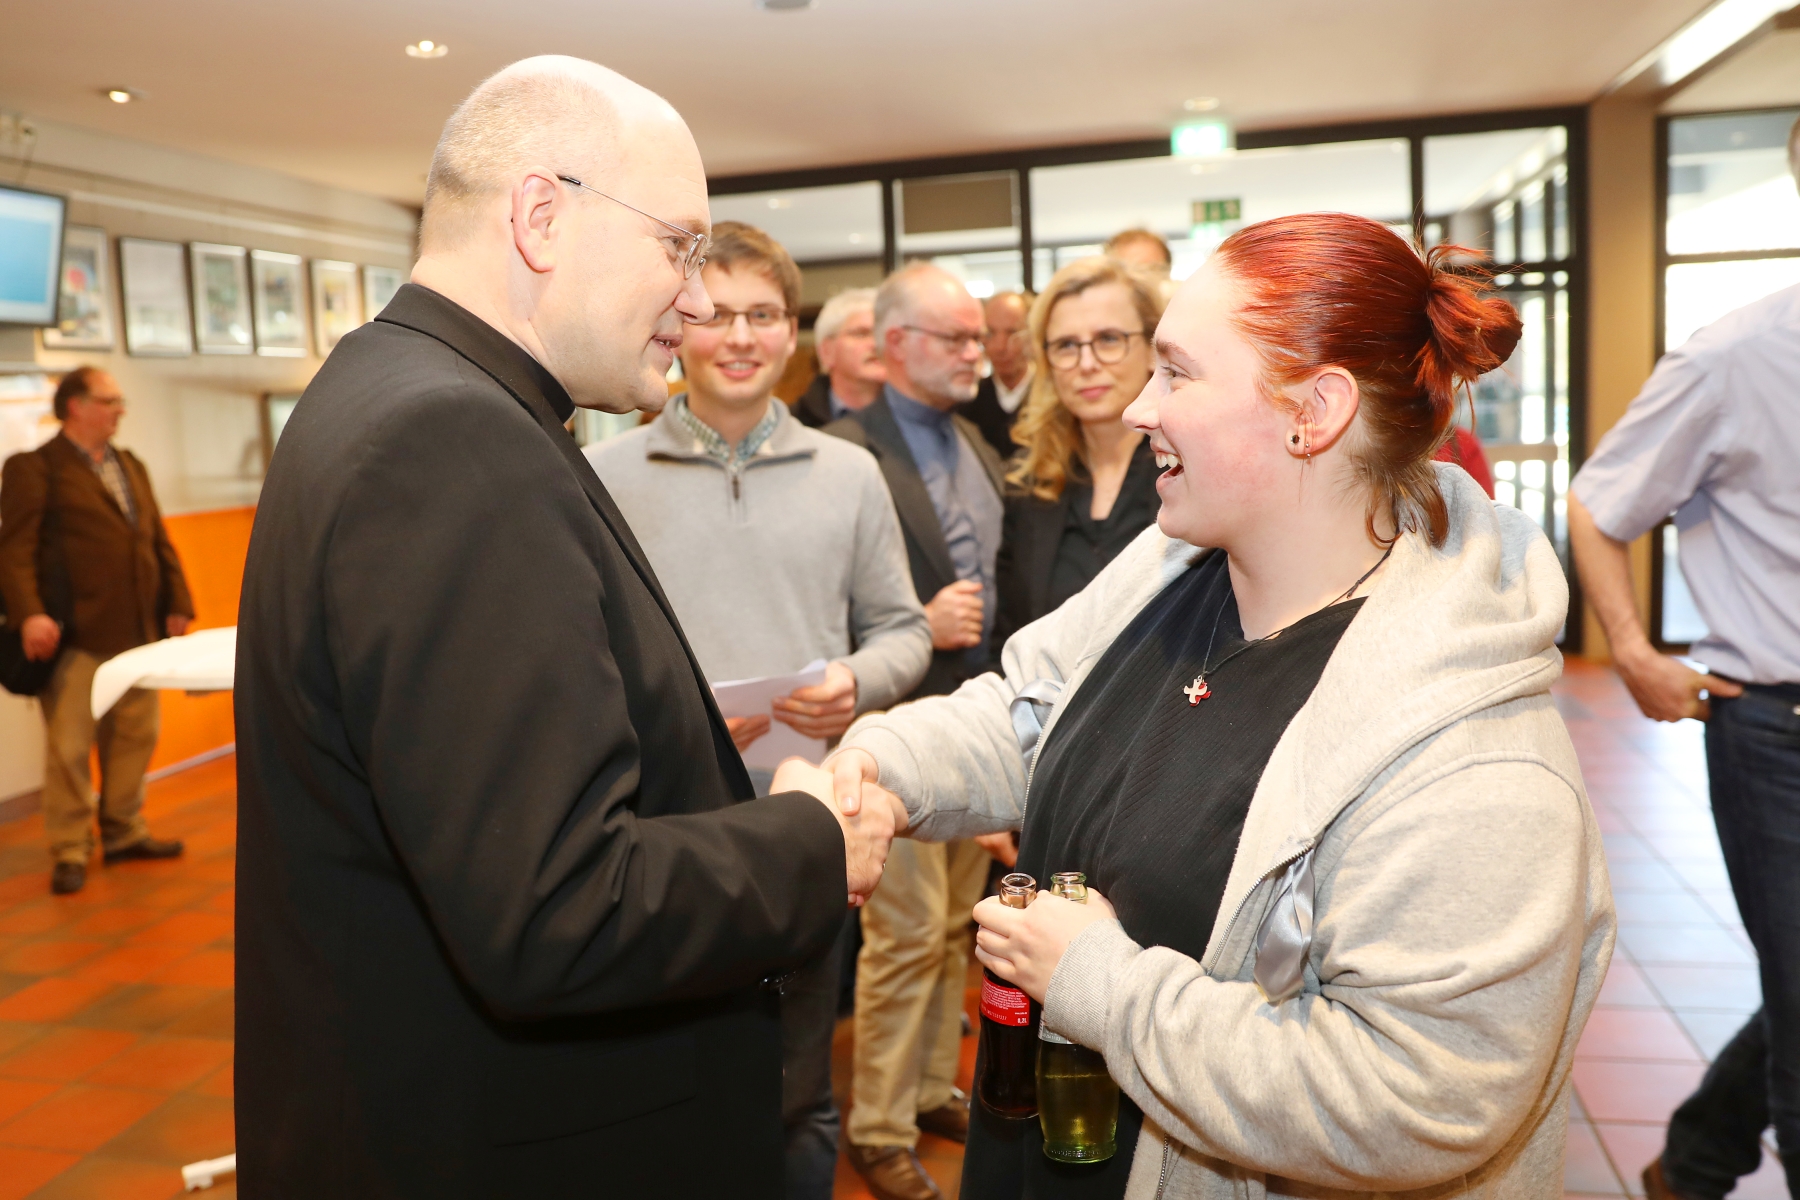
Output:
top-left (43, 225), bottom-right (115, 350)
top-left (362, 264), bottom-right (405, 320)
top-left (310, 259), bottom-right (362, 357)
top-left (250, 250), bottom-right (308, 357)
top-left (118, 237), bottom-right (194, 356)
top-left (190, 242), bottom-right (254, 355)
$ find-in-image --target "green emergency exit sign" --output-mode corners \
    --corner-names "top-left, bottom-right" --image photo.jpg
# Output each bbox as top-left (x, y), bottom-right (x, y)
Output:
top-left (1192, 199), bottom-right (1242, 224)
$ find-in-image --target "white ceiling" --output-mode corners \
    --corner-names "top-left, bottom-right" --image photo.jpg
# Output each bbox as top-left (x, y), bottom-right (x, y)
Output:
top-left (1662, 25), bottom-right (1800, 112)
top-left (0, 0), bottom-right (1713, 205)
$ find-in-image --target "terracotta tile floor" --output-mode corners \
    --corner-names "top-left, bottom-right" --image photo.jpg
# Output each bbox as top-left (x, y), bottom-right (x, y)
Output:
top-left (0, 661), bottom-right (1784, 1198)
top-left (0, 756), bottom-right (236, 1200)
top-left (826, 663), bottom-right (1788, 1200)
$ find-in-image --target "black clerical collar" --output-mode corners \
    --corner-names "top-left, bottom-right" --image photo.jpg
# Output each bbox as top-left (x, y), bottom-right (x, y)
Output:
top-left (377, 283), bottom-right (576, 423)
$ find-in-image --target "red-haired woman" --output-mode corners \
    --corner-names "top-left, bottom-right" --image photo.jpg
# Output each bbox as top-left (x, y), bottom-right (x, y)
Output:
top-left (777, 213), bottom-right (1614, 1199)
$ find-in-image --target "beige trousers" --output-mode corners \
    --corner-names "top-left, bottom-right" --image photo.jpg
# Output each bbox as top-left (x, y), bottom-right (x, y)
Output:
top-left (40, 648), bottom-right (157, 865)
top-left (848, 837), bottom-right (990, 1147)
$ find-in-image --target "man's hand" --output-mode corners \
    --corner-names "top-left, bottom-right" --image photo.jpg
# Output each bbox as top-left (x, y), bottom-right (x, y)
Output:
top-left (973, 887), bottom-right (1118, 1004)
top-left (974, 831), bottom-right (1018, 868)
top-left (1615, 644), bottom-right (1743, 723)
top-left (166, 614), bottom-right (192, 638)
top-left (773, 662), bottom-right (858, 740)
top-left (19, 614), bottom-right (60, 662)
top-left (772, 756), bottom-right (897, 905)
top-left (725, 715), bottom-right (770, 753)
top-left (925, 579), bottom-right (984, 651)
top-left (1567, 496), bottom-right (1740, 723)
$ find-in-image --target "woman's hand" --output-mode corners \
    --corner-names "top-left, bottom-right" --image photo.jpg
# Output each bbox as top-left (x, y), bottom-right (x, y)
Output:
top-left (825, 748), bottom-right (909, 834)
top-left (973, 887), bottom-right (1117, 1003)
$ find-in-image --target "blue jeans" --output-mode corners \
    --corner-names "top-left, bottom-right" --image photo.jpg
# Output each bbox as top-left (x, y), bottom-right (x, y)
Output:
top-left (1663, 683), bottom-right (1800, 1199)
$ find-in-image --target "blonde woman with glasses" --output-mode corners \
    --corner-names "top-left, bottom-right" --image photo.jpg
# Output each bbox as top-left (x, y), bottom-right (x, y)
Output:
top-left (992, 258), bottom-right (1168, 658)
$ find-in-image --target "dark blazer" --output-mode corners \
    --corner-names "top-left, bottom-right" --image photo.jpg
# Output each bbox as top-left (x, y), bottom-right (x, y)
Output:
top-left (958, 375), bottom-right (1023, 461)
top-left (0, 435), bottom-right (193, 659)
top-left (992, 489), bottom-right (1070, 660)
top-left (823, 395), bottom-right (1005, 699)
top-left (992, 442), bottom-right (1161, 664)
top-left (234, 285), bottom-right (846, 1198)
top-left (790, 373), bottom-right (835, 428)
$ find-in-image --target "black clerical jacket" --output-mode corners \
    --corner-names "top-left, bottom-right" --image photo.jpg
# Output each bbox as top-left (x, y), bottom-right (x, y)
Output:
top-left (234, 285), bottom-right (846, 1198)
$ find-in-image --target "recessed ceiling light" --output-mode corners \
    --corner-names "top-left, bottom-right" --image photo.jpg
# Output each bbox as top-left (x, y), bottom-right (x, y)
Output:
top-left (104, 87), bottom-right (142, 104)
top-left (405, 40), bottom-right (449, 58)
top-left (757, 0), bottom-right (815, 10)
top-left (1182, 97), bottom-right (1220, 113)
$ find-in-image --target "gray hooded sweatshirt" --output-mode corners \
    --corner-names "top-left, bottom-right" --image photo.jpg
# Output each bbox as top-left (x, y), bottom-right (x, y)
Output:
top-left (839, 465), bottom-right (1615, 1200)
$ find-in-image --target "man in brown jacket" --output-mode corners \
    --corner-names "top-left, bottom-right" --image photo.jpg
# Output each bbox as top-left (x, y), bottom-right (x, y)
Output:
top-left (0, 367), bottom-right (193, 894)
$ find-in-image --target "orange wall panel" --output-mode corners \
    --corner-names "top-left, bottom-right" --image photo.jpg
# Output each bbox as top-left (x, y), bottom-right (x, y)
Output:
top-left (148, 506), bottom-right (255, 771)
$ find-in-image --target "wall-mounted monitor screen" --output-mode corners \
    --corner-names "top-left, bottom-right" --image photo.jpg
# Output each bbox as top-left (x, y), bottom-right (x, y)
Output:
top-left (0, 185), bottom-right (67, 327)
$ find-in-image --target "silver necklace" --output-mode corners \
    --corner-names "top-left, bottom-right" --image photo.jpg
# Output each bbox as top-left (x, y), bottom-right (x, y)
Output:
top-left (1181, 547), bottom-right (1392, 706)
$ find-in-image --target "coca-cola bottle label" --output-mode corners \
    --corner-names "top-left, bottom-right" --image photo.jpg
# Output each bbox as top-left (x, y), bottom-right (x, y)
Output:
top-left (980, 976), bottom-right (1031, 1027)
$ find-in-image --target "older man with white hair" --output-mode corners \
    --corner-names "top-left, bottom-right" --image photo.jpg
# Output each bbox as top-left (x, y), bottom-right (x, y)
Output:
top-left (792, 286), bottom-right (885, 426)
top-left (233, 56), bottom-right (895, 1198)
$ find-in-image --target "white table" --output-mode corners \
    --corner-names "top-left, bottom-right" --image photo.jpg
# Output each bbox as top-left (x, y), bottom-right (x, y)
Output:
top-left (90, 627), bottom-right (237, 719)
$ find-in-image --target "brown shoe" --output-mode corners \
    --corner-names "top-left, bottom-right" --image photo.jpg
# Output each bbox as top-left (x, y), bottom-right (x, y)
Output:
top-left (103, 836), bottom-right (184, 866)
top-left (1643, 1158), bottom-right (1701, 1200)
top-left (916, 1087), bottom-right (970, 1143)
top-left (844, 1142), bottom-right (944, 1200)
top-left (50, 861), bottom-right (86, 895)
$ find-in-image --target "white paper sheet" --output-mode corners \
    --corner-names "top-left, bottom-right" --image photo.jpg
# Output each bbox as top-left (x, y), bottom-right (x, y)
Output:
top-left (711, 659), bottom-right (828, 771)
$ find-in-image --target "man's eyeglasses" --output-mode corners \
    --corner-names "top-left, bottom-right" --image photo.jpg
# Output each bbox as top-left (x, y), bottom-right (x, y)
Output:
top-left (901, 325), bottom-right (984, 354)
top-left (693, 305), bottom-right (791, 330)
top-left (1045, 329), bottom-right (1147, 370)
top-left (556, 175), bottom-right (710, 278)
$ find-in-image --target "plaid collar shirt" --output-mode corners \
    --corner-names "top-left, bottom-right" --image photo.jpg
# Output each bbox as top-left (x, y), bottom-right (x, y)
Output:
top-left (665, 394), bottom-right (781, 469)
top-left (68, 436), bottom-right (137, 525)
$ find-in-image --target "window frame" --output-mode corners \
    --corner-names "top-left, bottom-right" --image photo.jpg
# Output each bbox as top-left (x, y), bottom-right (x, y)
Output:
top-left (711, 104), bottom-right (1591, 650)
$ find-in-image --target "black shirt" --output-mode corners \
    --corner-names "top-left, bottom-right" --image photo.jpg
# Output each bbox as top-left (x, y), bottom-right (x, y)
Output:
top-left (1047, 441), bottom-right (1161, 613)
top-left (962, 550), bottom-right (1364, 1200)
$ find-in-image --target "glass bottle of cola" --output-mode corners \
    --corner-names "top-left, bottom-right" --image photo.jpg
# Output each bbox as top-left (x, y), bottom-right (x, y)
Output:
top-left (1037, 872), bottom-right (1119, 1162)
top-left (976, 872), bottom-right (1038, 1118)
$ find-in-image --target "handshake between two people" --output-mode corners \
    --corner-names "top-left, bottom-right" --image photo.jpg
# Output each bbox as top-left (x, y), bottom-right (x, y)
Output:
top-left (772, 749), bottom-right (910, 908)
top-left (769, 752), bottom-right (1119, 1002)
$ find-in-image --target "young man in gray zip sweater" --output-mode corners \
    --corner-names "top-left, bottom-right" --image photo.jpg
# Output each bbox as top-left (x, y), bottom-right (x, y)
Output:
top-left (585, 221), bottom-right (930, 1200)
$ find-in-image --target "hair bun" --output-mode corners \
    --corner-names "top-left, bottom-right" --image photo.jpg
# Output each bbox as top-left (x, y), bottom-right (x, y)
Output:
top-left (1416, 246), bottom-right (1523, 405)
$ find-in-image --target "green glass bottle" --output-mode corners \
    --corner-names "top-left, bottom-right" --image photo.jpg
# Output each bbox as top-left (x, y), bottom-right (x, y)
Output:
top-left (1036, 872), bottom-right (1119, 1163)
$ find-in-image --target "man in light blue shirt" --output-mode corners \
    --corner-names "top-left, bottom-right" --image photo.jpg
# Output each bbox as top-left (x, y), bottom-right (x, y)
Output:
top-left (1571, 133), bottom-right (1800, 1198)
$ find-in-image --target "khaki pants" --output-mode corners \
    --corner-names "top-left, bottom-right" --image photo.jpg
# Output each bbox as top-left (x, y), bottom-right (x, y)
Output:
top-left (849, 838), bottom-right (990, 1148)
top-left (40, 648), bottom-right (157, 865)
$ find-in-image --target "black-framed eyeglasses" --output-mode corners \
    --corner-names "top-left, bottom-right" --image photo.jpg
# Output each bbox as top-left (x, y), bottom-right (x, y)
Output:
top-left (901, 324), bottom-right (985, 354)
top-left (693, 304), bottom-right (791, 330)
top-left (556, 174), bottom-right (710, 278)
top-left (1045, 329), bottom-right (1147, 370)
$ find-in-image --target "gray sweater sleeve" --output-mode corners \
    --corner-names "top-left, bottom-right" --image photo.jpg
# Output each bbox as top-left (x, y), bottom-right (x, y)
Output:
top-left (839, 460), bottom-right (932, 712)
